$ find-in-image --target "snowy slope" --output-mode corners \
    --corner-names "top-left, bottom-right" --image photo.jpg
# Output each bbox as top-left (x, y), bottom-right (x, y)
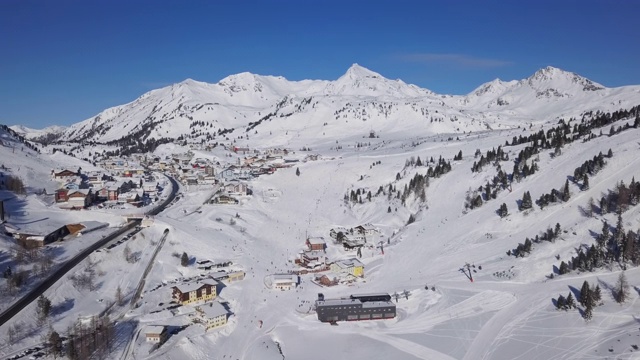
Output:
top-left (17, 64), bottom-right (640, 149)
top-left (1, 67), bottom-right (640, 360)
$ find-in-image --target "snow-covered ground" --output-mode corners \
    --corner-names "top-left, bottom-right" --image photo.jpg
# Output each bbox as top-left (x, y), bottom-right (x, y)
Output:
top-left (2, 77), bottom-right (640, 360)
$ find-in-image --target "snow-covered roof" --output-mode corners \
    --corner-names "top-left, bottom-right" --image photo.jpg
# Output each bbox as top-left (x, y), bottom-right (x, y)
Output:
top-left (196, 301), bottom-right (228, 319)
top-left (333, 258), bottom-right (364, 269)
top-left (272, 274), bottom-right (298, 284)
top-left (174, 281), bottom-right (217, 294)
top-left (145, 325), bottom-right (166, 335)
top-left (307, 237), bottom-right (326, 245)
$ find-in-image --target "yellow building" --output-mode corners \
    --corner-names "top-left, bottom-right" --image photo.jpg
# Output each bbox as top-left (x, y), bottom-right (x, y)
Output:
top-left (172, 282), bottom-right (217, 305)
top-left (192, 302), bottom-right (229, 330)
top-left (330, 258), bottom-right (365, 278)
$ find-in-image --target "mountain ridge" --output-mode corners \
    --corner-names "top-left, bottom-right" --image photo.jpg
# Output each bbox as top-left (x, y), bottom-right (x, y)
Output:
top-left (12, 65), bottom-right (640, 149)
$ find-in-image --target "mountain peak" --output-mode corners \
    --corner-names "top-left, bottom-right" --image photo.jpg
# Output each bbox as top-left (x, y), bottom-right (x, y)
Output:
top-left (342, 63), bottom-right (383, 80)
top-left (529, 66), bottom-right (570, 82)
top-left (526, 66), bottom-right (604, 91)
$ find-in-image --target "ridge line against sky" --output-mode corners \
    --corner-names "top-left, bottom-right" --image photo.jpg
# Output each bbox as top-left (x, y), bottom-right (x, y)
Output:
top-left (1, 0), bottom-right (639, 128)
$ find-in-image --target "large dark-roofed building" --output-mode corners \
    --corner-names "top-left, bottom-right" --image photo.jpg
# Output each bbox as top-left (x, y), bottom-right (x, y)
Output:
top-left (315, 293), bottom-right (396, 323)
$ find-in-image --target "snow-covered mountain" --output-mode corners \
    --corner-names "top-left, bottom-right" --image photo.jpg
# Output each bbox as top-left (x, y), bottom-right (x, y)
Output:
top-left (10, 124), bottom-right (67, 140)
top-left (3, 66), bottom-right (640, 360)
top-left (16, 65), bottom-right (640, 149)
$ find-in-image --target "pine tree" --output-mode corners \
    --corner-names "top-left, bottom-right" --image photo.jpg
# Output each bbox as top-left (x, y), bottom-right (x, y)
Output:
top-left (36, 295), bottom-right (52, 323)
top-left (521, 191), bottom-right (532, 210)
top-left (296, 167), bottom-right (300, 176)
top-left (49, 329), bottom-right (63, 358)
top-left (558, 260), bottom-right (569, 275)
top-left (614, 271), bottom-right (629, 303)
top-left (181, 252), bottom-right (189, 267)
top-left (562, 179), bottom-right (571, 201)
top-left (580, 281), bottom-right (590, 307)
top-left (115, 285), bottom-right (124, 306)
top-left (565, 292), bottom-right (576, 309)
top-left (584, 300), bottom-right (593, 321)
top-left (556, 294), bottom-right (566, 310)
top-left (597, 221), bottom-right (609, 249)
top-left (498, 203), bottom-right (508, 218)
top-left (582, 174), bottom-right (589, 190)
top-left (592, 284), bottom-right (602, 305)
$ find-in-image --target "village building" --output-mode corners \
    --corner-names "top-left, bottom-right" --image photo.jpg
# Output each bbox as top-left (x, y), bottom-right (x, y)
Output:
top-left (211, 194), bottom-right (239, 204)
top-left (314, 274), bottom-right (339, 287)
top-left (315, 293), bottom-right (396, 323)
top-left (270, 274), bottom-right (299, 291)
top-left (171, 282), bottom-right (218, 305)
top-left (223, 181), bottom-right (249, 195)
top-left (142, 182), bottom-right (158, 196)
top-left (144, 325), bottom-right (168, 344)
top-left (306, 237), bottom-right (327, 251)
top-left (330, 258), bottom-right (365, 278)
top-left (7, 221), bottom-right (108, 248)
top-left (329, 227), bottom-right (349, 240)
top-left (52, 169), bottom-right (79, 180)
top-left (191, 301), bottom-right (229, 330)
top-left (296, 250), bottom-right (327, 269)
top-left (67, 189), bottom-right (93, 209)
top-left (210, 270), bottom-right (245, 283)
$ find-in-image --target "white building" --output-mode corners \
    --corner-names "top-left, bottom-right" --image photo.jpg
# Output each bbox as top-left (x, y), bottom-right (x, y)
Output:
top-left (191, 301), bottom-right (229, 330)
top-left (144, 325), bottom-right (168, 343)
top-left (271, 274), bottom-right (299, 291)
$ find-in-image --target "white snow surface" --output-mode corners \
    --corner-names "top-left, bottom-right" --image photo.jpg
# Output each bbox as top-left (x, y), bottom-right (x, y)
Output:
top-left (16, 64), bottom-right (640, 150)
top-left (1, 68), bottom-right (640, 360)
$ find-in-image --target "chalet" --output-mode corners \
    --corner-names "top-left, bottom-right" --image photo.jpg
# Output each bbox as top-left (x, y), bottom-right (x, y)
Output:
top-left (107, 185), bottom-right (119, 201)
top-left (118, 190), bottom-right (142, 205)
top-left (296, 250), bottom-right (327, 269)
top-left (232, 146), bottom-right (251, 154)
top-left (142, 182), bottom-right (158, 195)
top-left (306, 237), bottom-right (326, 251)
top-left (144, 326), bottom-right (168, 344)
top-left (223, 181), bottom-right (248, 195)
top-left (271, 274), bottom-right (299, 291)
top-left (330, 258), bottom-right (365, 278)
top-left (191, 301), bottom-right (229, 330)
top-left (67, 189), bottom-right (92, 209)
top-left (354, 224), bottom-right (379, 236)
top-left (204, 165), bottom-right (215, 177)
top-left (329, 227), bottom-right (349, 241)
top-left (101, 158), bottom-right (127, 170)
top-left (315, 274), bottom-right (338, 287)
top-left (123, 168), bottom-right (144, 177)
top-left (12, 225), bottom-right (70, 248)
top-left (87, 172), bottom-right (112, 187)
top-left (55, 189), bottom-right (69, 203)
top-left (92, 186), bottom-right (107, 201)
top-left (343, 234), bottom-right (366, 248)
top-left (63, 182), bottom-right (81, 190)
top-left (212, 194), bottom-right (239, 205)
top-left (52, 169), bottom-right (78, 180)
top-left (171, 282), bottom-right (218, 305)
top-left (218, 166), bottom-right (253, 182)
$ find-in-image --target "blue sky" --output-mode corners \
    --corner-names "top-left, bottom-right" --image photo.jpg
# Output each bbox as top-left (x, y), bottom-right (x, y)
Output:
top-left (1, 0), bottom-right (638, 128)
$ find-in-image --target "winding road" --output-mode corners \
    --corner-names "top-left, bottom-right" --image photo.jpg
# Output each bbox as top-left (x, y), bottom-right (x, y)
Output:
top-left (0, 174), bottom-right (179, 328)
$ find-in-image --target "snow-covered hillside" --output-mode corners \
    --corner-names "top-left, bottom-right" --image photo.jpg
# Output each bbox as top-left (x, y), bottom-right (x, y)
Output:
top-left (17, 64), bottom-right (640, 151)
top-left (1, 66), bottom-right (640, 360)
